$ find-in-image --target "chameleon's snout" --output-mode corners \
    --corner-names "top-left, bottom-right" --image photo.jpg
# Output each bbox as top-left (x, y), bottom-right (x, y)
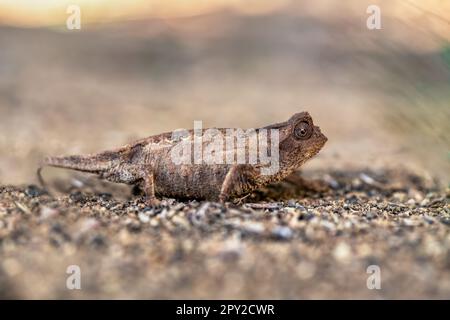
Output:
top-left (314, 125), bottom-right (328, 147)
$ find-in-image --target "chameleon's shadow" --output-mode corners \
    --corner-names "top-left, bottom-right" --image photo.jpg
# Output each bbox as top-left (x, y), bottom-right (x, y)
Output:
top-left (244, 180), bottom-right (328, 203)
top-left (40, 168), bottom-right (440, 205)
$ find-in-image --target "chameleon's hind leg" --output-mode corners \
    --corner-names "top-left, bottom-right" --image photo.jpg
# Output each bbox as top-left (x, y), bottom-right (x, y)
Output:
top-left (142, 171), bottom-right (160, 206)
top-left (219, 165), bottom-right (256, 203)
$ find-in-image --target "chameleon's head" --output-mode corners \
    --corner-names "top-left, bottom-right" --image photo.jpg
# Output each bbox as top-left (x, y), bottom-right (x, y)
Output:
top-left (271, 112), bottom-right (328, 167)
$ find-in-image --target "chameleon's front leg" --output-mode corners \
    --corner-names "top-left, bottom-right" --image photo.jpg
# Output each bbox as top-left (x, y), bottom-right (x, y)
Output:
top-left (142, 171), bottom-right (161, 206)
top-left (219, 165), bottom-right (256, 203)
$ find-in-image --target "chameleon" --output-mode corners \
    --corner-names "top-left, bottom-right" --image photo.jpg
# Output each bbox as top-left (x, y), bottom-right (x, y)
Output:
top-left (38, 112), bottom-right (327, 205)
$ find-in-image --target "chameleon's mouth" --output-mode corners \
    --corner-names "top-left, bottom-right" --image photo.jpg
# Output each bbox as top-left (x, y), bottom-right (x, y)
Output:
top-left (314, 126), bottom-right (328, 147)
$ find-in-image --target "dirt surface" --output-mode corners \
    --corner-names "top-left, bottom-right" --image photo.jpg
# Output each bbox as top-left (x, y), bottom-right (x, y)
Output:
top-left (0, 169), bottom-right (449, 299)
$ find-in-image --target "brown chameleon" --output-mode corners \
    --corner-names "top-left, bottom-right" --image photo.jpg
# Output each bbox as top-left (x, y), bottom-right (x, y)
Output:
top-left (38, 112), bottom-right (327, 205)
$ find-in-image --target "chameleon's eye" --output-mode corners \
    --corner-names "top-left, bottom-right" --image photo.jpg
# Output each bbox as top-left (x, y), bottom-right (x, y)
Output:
top-left (294, 121), bottom-right (312, 140)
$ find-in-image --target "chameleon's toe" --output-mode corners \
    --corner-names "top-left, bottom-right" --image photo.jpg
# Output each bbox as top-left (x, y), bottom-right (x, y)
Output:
top-left (144, 197), bottom-right (161, 207)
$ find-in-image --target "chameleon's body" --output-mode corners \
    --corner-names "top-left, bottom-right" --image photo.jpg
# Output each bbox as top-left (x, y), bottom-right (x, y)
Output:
top-left (39, 112), bottom-right (327, 204)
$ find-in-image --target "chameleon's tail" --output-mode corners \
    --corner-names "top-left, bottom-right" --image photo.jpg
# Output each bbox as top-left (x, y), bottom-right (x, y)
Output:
top-left (41, 154), bottom-right (114, 172)
top-left (37, 152), bottom-right (119, 188)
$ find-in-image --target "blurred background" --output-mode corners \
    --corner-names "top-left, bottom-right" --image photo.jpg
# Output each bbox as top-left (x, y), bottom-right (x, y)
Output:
top-left (0, 0), bottom-right (449, 184)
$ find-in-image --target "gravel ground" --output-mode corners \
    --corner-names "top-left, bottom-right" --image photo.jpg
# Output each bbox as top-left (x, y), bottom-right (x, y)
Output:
top-left (0, 168), bottom-right (449, 299)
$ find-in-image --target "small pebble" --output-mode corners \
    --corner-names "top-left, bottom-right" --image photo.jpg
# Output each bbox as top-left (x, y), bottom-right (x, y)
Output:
top-left (287, 199), bottom-right (297, 207)
top-left (138, 212), bottom-right (150, 223)
top-left (365, 211), bottom-right (377, 219)
top-left (333, 242), bottom-right (352, 263)
top-left (70, 191), bottom-right (86, 203)
top-left (272, 226), bottom-right (293, 239)
top-left (323, 174), bottom-right (339, 189)
top-left (240, 222), bottom-right (265, 235)
top-left (40, 206), bottom-right (59, 220)
top-left (25, 185), bottom-right (44, 197)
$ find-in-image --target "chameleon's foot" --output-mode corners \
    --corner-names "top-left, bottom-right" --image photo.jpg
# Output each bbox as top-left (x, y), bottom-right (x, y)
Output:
top-left (142, 171), bottom-right (160, 207)
top-left (232, 193), bottom-right (251, 205)
top-left (218, 196), bottom-right (226, 205)
top-left (144, 197), bottom-right (161, 207)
